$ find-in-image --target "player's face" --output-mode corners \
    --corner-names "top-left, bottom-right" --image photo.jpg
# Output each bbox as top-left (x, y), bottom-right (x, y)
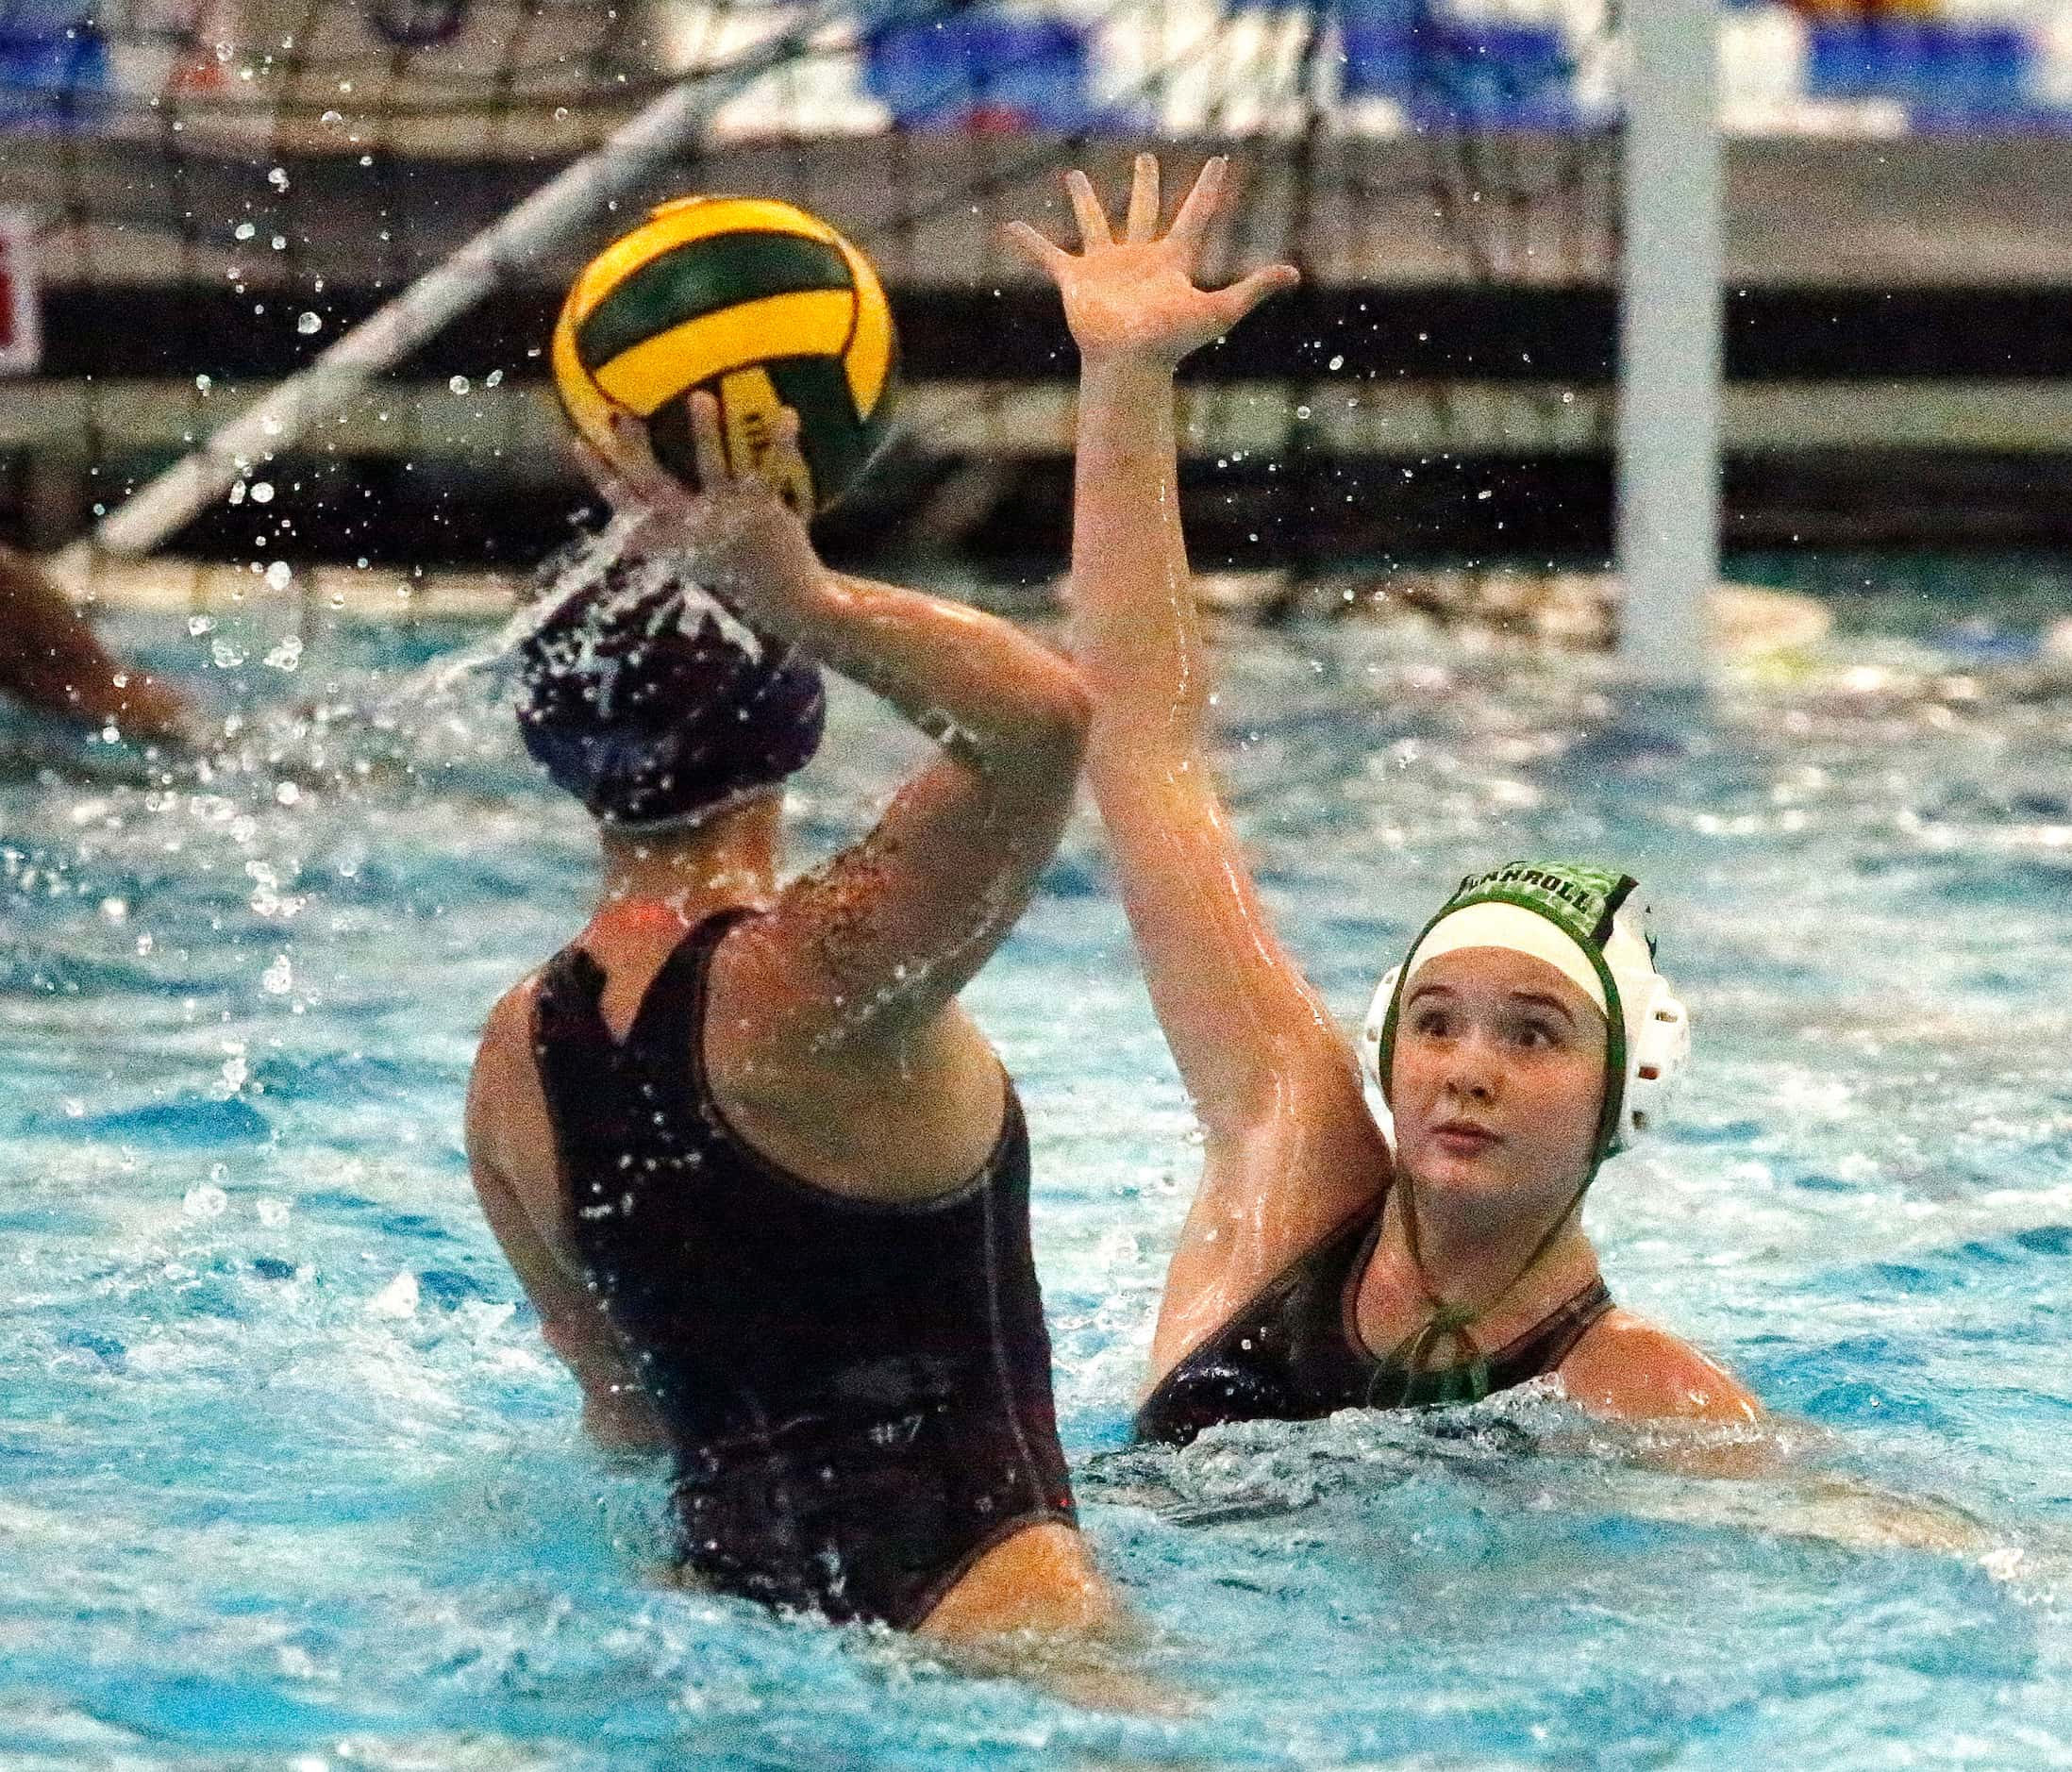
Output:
top-left (1389, 947), bottom-right (1607, 1212)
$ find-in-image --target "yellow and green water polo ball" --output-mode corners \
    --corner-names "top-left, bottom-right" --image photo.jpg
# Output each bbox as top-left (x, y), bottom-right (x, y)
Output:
top-left (552, 195), bottom-right (898, 513)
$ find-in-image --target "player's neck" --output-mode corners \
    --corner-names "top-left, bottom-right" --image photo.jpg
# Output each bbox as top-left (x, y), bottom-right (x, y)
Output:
top-left (591, 794), bottom-right (780, 931)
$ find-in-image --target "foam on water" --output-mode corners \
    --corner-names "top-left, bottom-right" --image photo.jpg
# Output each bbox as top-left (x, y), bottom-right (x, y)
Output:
top-left (8, 562), bottom-right (2072, 1768)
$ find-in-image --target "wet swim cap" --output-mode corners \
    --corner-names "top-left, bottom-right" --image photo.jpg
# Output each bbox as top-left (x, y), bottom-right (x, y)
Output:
top-left (516, 560), bottom-right (825, 831)
top-left (1357, 861), bottom-right (1689, 1166)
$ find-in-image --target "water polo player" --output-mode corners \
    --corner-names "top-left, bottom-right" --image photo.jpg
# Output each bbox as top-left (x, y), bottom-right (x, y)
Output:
top-left (464, 392), bottom-right (1111, 1636)
top-left (1007, 157), bottom-right (1758, 1445)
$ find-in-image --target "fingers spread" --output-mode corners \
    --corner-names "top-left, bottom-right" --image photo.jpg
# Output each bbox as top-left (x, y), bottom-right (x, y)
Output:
top-left (1213, 262), bottom-right (1301, 330)
top-left (1001, 219), bottom-right (1067, 274)
top-left (1065, 169), bottom-right (1113, 252)
top-left (769, 405), bottom-right (813, 515)
top-left (689, 388), bottom-right (730, 489)
top-left (1167, 155), bottom-right (1229, 261)
top-left (1124, 152), bottom-right (1161, 244)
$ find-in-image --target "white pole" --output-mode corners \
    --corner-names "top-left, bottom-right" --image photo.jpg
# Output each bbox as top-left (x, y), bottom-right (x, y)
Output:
top-left (1614, 0), bottom-right (1721, 692)
top-left (76, 0), bottom-right (862, 566)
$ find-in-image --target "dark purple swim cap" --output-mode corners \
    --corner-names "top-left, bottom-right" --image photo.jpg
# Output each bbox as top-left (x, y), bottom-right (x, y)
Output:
top-left (516, 566), bottom-right (825, 830)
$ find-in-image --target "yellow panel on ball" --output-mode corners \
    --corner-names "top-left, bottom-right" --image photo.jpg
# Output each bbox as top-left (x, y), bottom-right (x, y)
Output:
top-left (551, 194), bottom-right (899, 514)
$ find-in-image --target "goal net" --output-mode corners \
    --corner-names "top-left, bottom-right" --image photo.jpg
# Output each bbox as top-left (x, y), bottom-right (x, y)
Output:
top-left (2, 0), bottom-right (1630, 591)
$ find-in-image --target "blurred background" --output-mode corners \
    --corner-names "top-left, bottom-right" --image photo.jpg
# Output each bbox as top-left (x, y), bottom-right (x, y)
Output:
top-left (1, 0), bottom-right (2069, 584)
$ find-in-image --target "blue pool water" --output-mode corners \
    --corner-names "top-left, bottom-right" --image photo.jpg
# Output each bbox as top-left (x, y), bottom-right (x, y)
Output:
top-left (8, 560), bottom-right (2072, 1768)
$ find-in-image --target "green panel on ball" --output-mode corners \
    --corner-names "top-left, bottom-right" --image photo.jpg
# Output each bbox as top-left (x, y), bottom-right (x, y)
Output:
top-left (641, 357), bottom-right (886, 510)
top-left (643, 393), bottom-right (704, 488)
top-left (768, 356), bottom-right (887, 507)
top-left (576, 233), bottom-right (855, 374)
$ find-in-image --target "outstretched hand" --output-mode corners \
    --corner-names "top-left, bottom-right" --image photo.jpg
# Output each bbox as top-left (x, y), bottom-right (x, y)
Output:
top-left (601, 391), bottom-right (828, 620)
top-left (1004, 155), bottom-right (1298, 367)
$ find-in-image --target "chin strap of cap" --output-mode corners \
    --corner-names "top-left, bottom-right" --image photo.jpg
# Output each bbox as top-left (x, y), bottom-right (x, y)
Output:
top-left (1375, 1164), bottom-right (1594, 1406)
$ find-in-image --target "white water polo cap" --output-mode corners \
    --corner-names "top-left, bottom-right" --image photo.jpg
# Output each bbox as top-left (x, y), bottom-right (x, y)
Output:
top-left (1357, 862), bottom-right (1690, 1164)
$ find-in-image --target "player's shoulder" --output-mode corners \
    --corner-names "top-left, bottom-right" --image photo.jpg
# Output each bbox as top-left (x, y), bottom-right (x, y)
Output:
top-left (481, 966), bottom-right (551, 1045)
top-left (1561, 1307), bottom-right (1761, 1425)
top-left (468, 970), bottom-right (551, 1114)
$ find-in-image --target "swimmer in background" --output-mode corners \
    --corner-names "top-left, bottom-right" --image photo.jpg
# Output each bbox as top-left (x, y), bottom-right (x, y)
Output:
top-left (1007, 157), bottom-right (1762, 1446)
top-left (464, 391), bottom-right (1113, 1639)
top-left (0, 543), bottom-right (191, 743)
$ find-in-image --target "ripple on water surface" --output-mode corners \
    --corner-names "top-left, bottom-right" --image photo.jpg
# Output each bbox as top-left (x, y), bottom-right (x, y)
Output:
top-left (8, 584), bottom-right (2072, 1767)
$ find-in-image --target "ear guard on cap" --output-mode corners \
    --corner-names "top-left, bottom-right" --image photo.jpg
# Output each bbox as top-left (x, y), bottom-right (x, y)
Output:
top-left (1357, 966), bottom-right (1401, 1151)
top-left (1614, 970), bottom-right (1689, 1151)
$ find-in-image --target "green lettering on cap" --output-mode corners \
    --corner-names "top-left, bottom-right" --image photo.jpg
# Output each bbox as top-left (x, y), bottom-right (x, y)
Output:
top-left (1446, 861), bottom-right (1637, 953)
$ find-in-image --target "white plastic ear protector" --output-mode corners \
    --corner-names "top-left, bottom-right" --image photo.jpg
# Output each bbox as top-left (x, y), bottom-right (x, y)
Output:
top-left (1616, 970), bottom-right (1689, 1151)
top-left (1358, 965), bottom-right (1401, 1151)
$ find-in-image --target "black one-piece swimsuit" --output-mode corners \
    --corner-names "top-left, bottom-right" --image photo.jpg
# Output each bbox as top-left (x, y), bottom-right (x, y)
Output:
top-left (1136, 1202), bottom-right (1613, 1447)
top-left (530, 908), bottom-right (1077, 1629)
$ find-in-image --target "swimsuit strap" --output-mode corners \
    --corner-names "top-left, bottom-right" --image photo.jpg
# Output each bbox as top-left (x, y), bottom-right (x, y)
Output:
top-left (1481, 1274), bottom-right (1614, 1380)
top-left (618, 904), bottom-right (763, 1102)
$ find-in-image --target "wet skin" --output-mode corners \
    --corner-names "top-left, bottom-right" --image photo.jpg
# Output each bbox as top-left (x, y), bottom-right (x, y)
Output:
top-left (1388, 945), bottom-right (1607, 1229)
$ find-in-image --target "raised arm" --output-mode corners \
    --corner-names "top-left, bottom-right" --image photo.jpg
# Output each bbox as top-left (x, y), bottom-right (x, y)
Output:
top-left (1009, 159), bottom-right (1394, 1366)
top-left (609, 395), bottom-right (1088, 1061)
top-left (1006, 159), bottom-right (1349, 1137)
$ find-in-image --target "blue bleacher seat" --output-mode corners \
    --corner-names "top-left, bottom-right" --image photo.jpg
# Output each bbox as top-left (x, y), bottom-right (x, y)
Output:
top-left (1337, 0), bottom-right (1573, 128)
top-left (0, 4), bottom-right (108, 131)
top-left (864, 6), bottom-right (1098, 132)
top-left (1807, 14), bottom-right (2034, 126)
top-left (1337, 0), bottom-right (1423, 100)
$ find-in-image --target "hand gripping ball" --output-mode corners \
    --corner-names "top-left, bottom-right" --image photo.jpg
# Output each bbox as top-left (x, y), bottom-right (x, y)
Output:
top-left (552, 196), bottom-right (898, 513)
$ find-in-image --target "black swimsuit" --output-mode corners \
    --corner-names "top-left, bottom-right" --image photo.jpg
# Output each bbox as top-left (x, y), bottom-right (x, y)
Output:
top-left (1136, 1201), bottom-right (1613, 1447)
top-left (530, 908), bottom-right (1077, 1629)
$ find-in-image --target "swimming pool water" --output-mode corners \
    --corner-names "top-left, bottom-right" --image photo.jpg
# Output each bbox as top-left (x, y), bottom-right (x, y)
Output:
top-left (8, 560), bottom-right (2072, 1770)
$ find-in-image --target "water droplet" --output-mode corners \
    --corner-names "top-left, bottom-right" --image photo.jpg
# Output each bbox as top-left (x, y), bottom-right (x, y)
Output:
top-left (183, 1184), bottom-right (229, 1219)
top-left (194, 373), bottom-right (212, 393)
top-left (261, 953), bottom-right (293, 995)
top-left (250, 481), bottom-right (275, 504)
top-left (263, 560), bottom-right (292, 590)
top-left (233, 221), bottom-right (256, 241)
top-left (484, 368), bottom-right (502, 387)
top-left (448, 375), bottom-right (470, 394)
top-left (296, 311), bottom-right (322, 334)
top-left (267, 166), bottom-right (290, 192)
